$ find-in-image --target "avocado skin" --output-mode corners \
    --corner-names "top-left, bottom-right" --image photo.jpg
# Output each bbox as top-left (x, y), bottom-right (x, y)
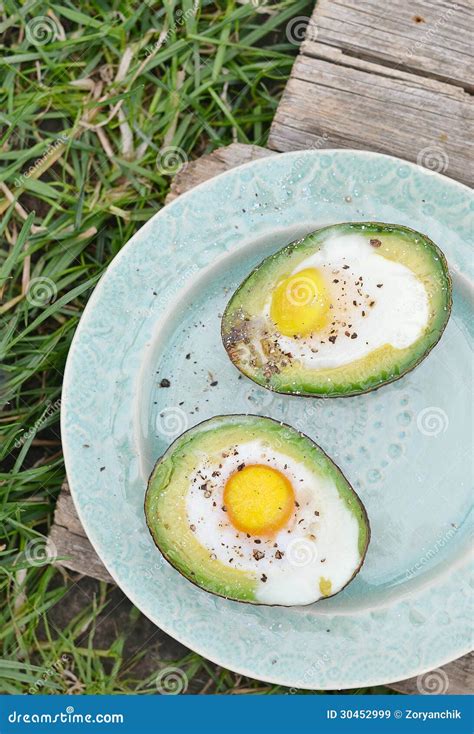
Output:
top-left (144, 414), bottom-right (370, 607)
top-left (221, 222), bottom-right (452, 398)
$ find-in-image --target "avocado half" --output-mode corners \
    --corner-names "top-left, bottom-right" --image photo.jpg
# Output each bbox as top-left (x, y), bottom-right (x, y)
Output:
top-left (145, 415), bottom-right (370, 606)
top-left (221, 222), bottom-right (452, 397)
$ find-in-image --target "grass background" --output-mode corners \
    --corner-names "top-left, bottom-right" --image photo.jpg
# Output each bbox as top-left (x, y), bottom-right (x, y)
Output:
top-left (0, 0), bottom-right (395, 694)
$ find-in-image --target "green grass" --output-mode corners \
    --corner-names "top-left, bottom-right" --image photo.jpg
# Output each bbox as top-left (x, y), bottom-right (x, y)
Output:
top-left (0, 0), bottom-right (395, 695)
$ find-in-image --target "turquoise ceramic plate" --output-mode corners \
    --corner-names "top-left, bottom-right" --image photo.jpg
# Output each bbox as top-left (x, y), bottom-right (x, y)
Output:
top-left (62, 150), bottom-right (473, 689)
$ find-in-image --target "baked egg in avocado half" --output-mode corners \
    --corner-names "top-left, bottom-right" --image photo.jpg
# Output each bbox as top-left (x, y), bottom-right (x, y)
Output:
top-left (145, 415), bottom-right (369, 606)
top-left (221, 222), bottom-right (452, 397)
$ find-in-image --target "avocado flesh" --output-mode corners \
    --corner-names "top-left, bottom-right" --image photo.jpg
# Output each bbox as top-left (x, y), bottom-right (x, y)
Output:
top-left (221, 222), bottom-right (452, 397)
top-left (145, 415), bottom-right (370, 606)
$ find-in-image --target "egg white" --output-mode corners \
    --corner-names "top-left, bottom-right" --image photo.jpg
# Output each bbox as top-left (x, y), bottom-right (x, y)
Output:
top-left (185, 439), bottom-right (361, 605)
top-left (265, 233), bottom-right (430, 370)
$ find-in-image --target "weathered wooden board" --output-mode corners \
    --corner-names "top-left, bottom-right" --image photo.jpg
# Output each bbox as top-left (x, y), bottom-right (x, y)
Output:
top-left (48, 484), bottom-right (114, 584)
top-left (269, 1), bottom-right (473, 186)
top-left (303, 0), bottom-right (473, 90)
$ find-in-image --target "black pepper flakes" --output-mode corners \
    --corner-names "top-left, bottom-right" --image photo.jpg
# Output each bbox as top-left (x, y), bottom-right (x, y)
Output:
top-left (159, 378), bottom-right (171, 388)
top-left (370, 239), bottom-right (382, 247)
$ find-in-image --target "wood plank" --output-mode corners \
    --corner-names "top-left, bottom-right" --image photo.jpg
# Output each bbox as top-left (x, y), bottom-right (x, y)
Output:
top-left (48, 481), bottom-right (112, 582)
top-left (269, 54), bottom-right (473, 186)
top-left (304, 0), bottom-right (473, 90)
top-left (48, 523), bottom-right (114, 584)
top-left (269, 0), bottom-right (474, 187)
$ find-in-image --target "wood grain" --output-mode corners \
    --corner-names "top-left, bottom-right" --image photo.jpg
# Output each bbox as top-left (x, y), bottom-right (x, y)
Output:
top-left (269, 0), bottom-right (474, 186)
top-left (269, 54), bottom-right (473, 186)
top-left (303, 0), bottom-right (473, 90)
top-left (48, 524), bottom-right (115, 584)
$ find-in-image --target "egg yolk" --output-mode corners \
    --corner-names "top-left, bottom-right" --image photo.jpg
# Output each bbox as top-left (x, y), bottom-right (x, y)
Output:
top-left (270, 267), bottom-right (330, 336)
top-left (224, 464), bottom-right (295, 536)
